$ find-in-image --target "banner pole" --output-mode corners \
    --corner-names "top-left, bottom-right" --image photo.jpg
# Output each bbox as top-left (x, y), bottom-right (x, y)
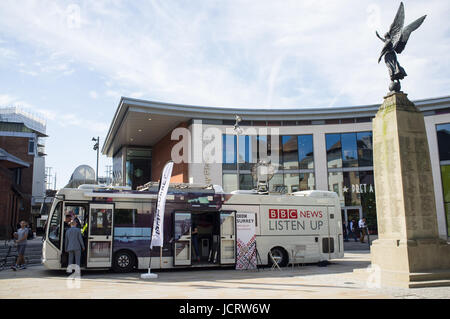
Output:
top-left (141, 226), bottom-right (157, 279)
top-left (141, 161), bottom-right (173, 280)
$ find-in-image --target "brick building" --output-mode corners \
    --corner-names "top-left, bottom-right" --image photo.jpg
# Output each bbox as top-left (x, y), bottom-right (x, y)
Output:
top-left (0, 107), bottom-right (47, 238)
top-left (0, 148), bottom-right (30, 238)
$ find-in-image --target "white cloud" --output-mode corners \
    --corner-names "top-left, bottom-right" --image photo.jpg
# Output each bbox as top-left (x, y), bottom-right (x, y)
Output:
top-left (0, 94), bottom-right (17, 105)
top-left (89, 90), bottom-right (98, 99)
top-left (0, 47), bottom-right (16, 59)
top-left (58, 112), bottom-right (108, 134)
top-left (105, 90), bottom-right (120, 98)
top-left (0, 93), bottom-right (34, 109)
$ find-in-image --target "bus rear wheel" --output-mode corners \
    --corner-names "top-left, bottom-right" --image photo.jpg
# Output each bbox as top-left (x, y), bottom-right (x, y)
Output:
top-left (269, 247), bottom-right (288, 267)
top-left (113, 250), bottom-right (136, 273)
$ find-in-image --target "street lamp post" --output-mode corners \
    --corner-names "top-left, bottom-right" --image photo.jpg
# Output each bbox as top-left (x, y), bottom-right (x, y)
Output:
top-left (92, 136), bottom-right (99, 183)
top-left (233, 115), bottom-right (242, 191)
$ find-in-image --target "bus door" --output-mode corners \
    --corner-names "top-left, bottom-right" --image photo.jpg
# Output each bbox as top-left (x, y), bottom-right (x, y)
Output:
top-left (323, 206), bottom-right (336, 259)
top-left (87, 203), bottom-right (114, 268)
top-left (328, 206), bottom-right (340, 253)
top-left (173, 211), bottom-right (192, 266)
top-left (219, 211), bottom-right (236, 264)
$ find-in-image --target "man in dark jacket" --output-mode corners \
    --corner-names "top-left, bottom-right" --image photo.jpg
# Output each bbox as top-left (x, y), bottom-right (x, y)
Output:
top-left (347, 219), bottom-right (358, 242)
top-left (65, 221), bottom-right (85, 269)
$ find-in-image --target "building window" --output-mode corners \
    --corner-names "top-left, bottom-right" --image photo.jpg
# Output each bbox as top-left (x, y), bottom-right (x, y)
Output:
top-left (222, 134), bottom-right (236, 170)
top-left (299, 172), bottom-right (315, 191)
top-left (326, 134), bottom-right (342, 169)
top-left (256, 135), bottom-right (268, 162)
top-left (327, 132), bottom-right (372, 169)
top-left (284, 173), bottom-right (299, 193)
top-left (437, 123), bottom-right (450, 161)
top-left (281, 136), bottom-right (298, 170)
top-left (28, 138), bottom-right (35, 155)
top-left (441, 165), bottom-right (450, 237)
top-left (437, 123), bottom-right (450, 237)
top-left (357, 132), bottom-right (373, 167)
top-left (298, 135), bottom-right (314, 169)
top-left (222, 134), bottom-right (315, 194)
top-left (239, 174), bottom-right (255, 190)
top-left (238, 135), bottom-right (254, 170)
top-left (126, 148), bottom-right (151, 190)
top-left (341, 133), bottom-right (358, 168)
top-left (12, 168), bottom-right (22, 185)
top-left (113, 148), bottom-right (124, 185)
top-left (222, 173), bottom-right (237, 193)
top-left (269, 174), bottom-right (285, 193)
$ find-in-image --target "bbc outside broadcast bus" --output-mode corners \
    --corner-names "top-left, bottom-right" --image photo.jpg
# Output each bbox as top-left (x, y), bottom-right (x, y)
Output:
top-left (42, 183), bottom-right (343, 272)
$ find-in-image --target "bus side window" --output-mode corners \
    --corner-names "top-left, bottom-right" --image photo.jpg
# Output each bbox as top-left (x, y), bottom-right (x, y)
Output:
top-left (48, 202), bottom-right (63, 248)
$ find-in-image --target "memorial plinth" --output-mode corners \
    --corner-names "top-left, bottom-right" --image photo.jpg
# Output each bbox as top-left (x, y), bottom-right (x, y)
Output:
top-left (370, 92), bottom-right (450, 288)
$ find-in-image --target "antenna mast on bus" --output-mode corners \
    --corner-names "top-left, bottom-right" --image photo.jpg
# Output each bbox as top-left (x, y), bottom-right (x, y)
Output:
top-left (251, 160), bottom-right (277, 194)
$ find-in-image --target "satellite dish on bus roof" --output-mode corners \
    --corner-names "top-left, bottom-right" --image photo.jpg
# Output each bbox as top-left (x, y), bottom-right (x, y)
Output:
top-left (64, 165), bottom-right (97, 189)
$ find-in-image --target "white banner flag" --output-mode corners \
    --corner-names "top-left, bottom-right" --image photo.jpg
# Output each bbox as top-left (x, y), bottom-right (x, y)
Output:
top-left (150, 161), bottom-right (174, 249)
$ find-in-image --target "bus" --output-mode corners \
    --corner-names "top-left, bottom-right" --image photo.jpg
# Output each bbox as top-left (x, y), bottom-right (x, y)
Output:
top-left (42, 184), bottom-right (344, 272)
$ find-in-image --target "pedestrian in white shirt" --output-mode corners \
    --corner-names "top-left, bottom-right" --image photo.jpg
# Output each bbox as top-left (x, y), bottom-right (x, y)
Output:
top-left (359, 218), bottom-right (367, 243)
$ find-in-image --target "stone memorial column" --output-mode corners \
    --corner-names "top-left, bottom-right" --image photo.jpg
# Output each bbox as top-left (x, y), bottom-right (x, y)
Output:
top-left (370, 92), bottom-right (450, 288)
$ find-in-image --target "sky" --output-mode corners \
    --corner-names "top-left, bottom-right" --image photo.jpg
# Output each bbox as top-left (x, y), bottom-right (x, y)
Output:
top-left (0, 0), bottom-right (449, 189)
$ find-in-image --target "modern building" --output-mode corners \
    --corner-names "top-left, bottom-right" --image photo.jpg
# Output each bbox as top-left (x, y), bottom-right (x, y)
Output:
top-left (0, 107), bottom-right (47, 237)
top-left (101, 96), bottom-right (450, 239)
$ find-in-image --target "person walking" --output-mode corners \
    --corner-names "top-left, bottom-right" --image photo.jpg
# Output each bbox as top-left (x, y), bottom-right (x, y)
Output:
top-left (347, 219), bottom-right (358, 242)
top-left (343, 221), bottom-right (348, 242)
top-left (11, 220), bottom-right (28, 270)
top-left (65, 220), bottom-right (85, 271)
top-left (359, 217), bottom-right (367, 243)
top-left (191, 225), bottom-right (200, 262)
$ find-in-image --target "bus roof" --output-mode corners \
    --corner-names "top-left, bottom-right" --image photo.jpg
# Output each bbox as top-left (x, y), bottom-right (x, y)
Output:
top-left (55, 184), bottom-right (339, 207)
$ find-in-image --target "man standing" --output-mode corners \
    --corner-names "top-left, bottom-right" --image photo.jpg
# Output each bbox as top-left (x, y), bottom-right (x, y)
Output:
top-left (191, 225), bottom-right (200, 262)
top-left (65, 220), bottom-right (85, 271)
top-left (359, 217), bottom-right (367, 243)
top-left (347, 219), bottom-right (358, 242)
top-left (343, 221), bottom-right (348, 242)
top-left (11, 221), bottom-right (28, 270)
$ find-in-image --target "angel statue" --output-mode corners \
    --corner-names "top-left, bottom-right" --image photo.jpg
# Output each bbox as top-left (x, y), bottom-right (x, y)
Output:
top-left (376, 2), bottom-right (426, 93)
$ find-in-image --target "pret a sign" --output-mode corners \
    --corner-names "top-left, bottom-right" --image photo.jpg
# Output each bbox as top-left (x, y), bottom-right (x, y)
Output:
top-left (343, 184), bottom-right (374, 193)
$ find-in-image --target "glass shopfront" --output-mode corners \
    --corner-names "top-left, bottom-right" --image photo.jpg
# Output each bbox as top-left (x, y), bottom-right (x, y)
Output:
top-left (326, 132), bottom-right (376, 232)
top-left (126, 148), bottom-right (151, 190)
top-left (222, 134), bottom-right (315, 193)
top-left (437, 123), bottom-right (450, 237)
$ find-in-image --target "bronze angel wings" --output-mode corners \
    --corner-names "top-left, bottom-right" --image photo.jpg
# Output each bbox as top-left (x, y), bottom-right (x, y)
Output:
top-left (377, 2), bottom-right (426, 63)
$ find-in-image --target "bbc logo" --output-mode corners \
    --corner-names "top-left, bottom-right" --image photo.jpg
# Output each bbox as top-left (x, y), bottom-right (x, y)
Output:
top-left (269, 209), bottom-right (298, 219)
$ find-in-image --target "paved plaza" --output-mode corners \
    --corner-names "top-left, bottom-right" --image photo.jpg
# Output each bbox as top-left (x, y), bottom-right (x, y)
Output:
top-left (0, 251), bottom-right (448, 299)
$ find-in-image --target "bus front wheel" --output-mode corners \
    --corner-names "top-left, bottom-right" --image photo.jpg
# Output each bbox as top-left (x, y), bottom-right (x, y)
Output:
top-left (269, 247), bottom-right (288, 267)
top-left (113, 250), bottom-right (136, 273)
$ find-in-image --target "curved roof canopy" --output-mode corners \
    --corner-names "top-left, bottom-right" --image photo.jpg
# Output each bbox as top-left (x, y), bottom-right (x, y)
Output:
top-left (102, 95), bottom-right (450, 157)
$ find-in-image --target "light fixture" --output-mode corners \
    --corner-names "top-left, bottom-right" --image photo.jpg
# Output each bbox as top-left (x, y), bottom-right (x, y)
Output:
top-left (148, 118), bottom-right (152, 121)
top-left (138, 129), bottom-right (142, 132)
